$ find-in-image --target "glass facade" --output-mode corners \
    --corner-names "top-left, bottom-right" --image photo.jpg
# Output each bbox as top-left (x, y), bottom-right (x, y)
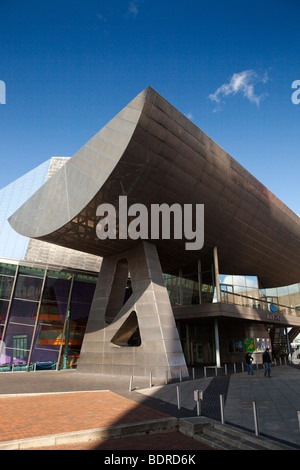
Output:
top-left (164, 257), bottom-right (300, 316)
top-left (0, 160), bottom-right (51, 260)
top-left (0, 260), bottom-right (97, 371)
top-left (164, 262), bottom-right (216, 308)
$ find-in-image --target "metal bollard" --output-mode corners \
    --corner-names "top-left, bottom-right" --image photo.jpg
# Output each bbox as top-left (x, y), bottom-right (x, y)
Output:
top-left (224, 364), bottom-right (227, 375)
top-left (233, 363), bottom-right (236, 374)
top-left (252, 401), bottom-right (259, 436)
top-left (194, 390), bottom-right (203, 416)
top-left (129, 375), bottom-right (133, 392)
top-left (192, 367), bottom-right (195, 379)
top-left (204, 366), bottom-right (207, 378)
top-left (220, 394), bottom-right (225, 424)
top-left (149, 372), bottom-right (152, 388)
top-left (297, 411), bottom-right (300, 432)
top-left (176, 385), bottom-right (181, 409)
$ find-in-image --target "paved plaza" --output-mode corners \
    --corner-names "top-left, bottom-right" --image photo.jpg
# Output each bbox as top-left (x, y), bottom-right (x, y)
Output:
top-left (0, 364), bottom-right (299, 450)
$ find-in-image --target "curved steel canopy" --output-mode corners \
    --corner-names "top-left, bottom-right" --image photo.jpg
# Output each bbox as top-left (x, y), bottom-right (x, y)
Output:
top-left (9, 87), bottom-right (300, 288)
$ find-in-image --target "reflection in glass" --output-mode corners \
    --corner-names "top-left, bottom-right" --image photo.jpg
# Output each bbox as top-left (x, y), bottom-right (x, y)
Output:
top-left (14, 275), bottom-right (43, 301)
top-left (0, 275), bottom-right (14, 300)
top-left (0, 300), bottom-right (9, 326)
top-left (0, 263), bottom-right (17, 276)
top-left (59, 278), bottom-right (96, 369)
top-left (2, 323), bottom-right (34, 365)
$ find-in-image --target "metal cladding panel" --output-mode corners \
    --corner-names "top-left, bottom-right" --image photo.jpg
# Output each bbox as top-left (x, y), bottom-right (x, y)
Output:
top-left (9, 86), bottom-right (300, 287)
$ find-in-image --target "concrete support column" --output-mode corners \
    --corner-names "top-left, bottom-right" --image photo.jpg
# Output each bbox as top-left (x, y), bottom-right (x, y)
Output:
top-left (78, 241), bottom-right (188, 379)
top-left (197, 259), bottom-right (202, 305)
top-left (214, 318), bottom-right (221, 367)
top-left (213, 246), bottom-right (221, 303)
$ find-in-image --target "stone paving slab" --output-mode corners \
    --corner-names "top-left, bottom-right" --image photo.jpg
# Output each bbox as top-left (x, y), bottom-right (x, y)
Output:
top-left (225, 366), bottom-right (300, 446)
top-left (135, 378), bottom-right (214, 410)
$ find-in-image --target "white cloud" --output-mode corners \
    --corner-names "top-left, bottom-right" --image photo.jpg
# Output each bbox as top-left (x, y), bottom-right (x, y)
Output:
top-left (186, 112), bottom-right (193, 120)
top-left (209, 70), bottom-right (269, 111)
top-left (127, 1), bottom-right (138, 17)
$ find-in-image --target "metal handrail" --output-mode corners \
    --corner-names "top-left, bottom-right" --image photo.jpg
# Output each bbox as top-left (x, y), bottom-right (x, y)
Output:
top-left (220, 289), bottom-right (297, 316)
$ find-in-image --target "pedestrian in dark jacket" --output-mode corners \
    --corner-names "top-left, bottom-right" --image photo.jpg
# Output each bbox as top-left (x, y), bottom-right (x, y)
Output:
top-left (262, 348), bottom-right (272, 377)
top-left (245, 352), bottom-right (254, 375)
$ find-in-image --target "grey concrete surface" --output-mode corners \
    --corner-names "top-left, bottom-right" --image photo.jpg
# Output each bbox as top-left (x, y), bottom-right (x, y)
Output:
top-left (0, 364), bottom-right (299, 448)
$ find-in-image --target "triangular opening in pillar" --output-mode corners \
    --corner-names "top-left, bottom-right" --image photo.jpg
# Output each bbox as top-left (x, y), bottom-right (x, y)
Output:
top-left (110, 311), bottom-right (141, 347)
top-left (104, 257), bottom-right (132, 324)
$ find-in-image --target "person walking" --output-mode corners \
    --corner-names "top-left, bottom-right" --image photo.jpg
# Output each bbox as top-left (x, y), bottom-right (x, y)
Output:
top-left (262, 347), bottom-right (272, 377)
top-left (245, 352), bottom-right (254, 375)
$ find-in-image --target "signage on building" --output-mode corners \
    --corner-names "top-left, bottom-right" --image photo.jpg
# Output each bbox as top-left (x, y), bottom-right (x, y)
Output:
top-left (266, 312), bottom-right (281, 322)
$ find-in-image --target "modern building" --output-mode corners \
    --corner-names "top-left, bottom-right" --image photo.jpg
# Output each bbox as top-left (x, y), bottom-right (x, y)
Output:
top-left (0, 156), bottom-right (102, 272)
top-left (0, 158), bottom-right (102, 371)
top-left (6, 87), bottom-right (300, 379)
top-left (0, 258), bottom-right (97, 371)
top-left (0, 158), bottom-right (51, 260)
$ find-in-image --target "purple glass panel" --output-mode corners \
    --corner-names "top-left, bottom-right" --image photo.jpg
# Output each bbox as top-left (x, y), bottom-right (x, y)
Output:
top-left (0, 300), bottom-right (9, 326)
top-left (42, 277), bottom-right (71, 303)
top-left (69, 301), bottom-right (91, 322)
top-left (71, 280), bottom-right (96, 303)
top-left (8, 299), bottom-right (38, 325)
top-left (31, 348), bottom-right (59, 365)
top-left (4, 322), bottom-right (34, 349)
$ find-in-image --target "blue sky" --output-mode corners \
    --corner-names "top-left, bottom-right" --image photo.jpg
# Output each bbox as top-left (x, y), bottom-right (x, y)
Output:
top-left (0, 0), bottom-right (299, 215)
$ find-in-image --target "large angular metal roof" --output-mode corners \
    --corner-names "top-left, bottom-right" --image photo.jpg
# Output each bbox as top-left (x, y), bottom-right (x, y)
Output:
top-left (9, 87), bottom-right (300, 287)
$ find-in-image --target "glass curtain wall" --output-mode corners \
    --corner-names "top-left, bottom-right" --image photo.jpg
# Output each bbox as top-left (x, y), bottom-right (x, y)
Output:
top-left (163, 263), bottom-right (215, 308)
top-left (59, 274), bottom-right (97, 369)
top-left (164, 263), bottom-right (299, 314)
top-left (263, 283), bottom-right (300, 311)
top-left (0, 261), bottom-right (97, 371)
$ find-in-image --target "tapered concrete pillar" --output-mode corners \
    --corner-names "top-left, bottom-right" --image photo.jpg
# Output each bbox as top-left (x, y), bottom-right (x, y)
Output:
top-left (213, 246), bottom-right (221, 303)
top-left (78, 241), bottom-right (188, 379)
